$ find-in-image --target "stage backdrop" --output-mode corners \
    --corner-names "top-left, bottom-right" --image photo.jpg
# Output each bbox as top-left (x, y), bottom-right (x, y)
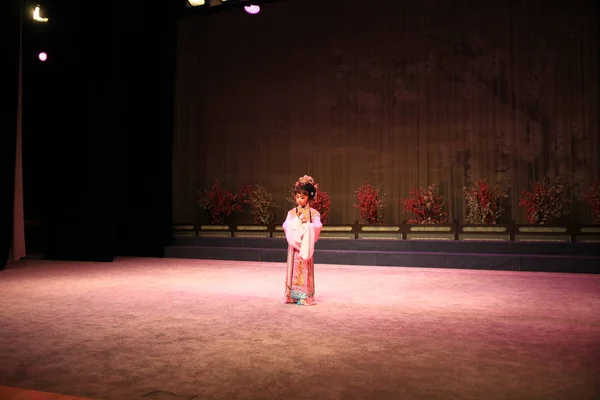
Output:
top-left (173, 0), bottom-right (599, 225)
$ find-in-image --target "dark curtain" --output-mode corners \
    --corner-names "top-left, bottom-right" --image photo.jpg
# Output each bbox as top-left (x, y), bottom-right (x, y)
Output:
top-left (37, 1), bottom-right (119, 261)
top-left (173, 0), bottom-right (599, 225)
top-left (1, 0), bottom-right (20, 268)
top-left (22, 0), bottom-right (176, 261)
top-left (112, 1), bottom-right (177, 257)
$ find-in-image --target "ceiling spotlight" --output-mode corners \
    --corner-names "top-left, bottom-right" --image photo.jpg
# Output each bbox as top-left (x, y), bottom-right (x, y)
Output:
top-left (244, 4), bottom-right (260, 14)
top-left (187, 0), bottom-right (206, 6)
top-left (33, 5), bottom-right (48, 22)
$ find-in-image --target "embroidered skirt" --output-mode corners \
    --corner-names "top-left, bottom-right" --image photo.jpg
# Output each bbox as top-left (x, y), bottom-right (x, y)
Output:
top-left (285, 246), bottom-right (316, 305)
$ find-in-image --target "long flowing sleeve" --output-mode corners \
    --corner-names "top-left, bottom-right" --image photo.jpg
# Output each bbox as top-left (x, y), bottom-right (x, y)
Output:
top-left (311, 213), bottom-right (322, 241)
top-left (282, 211), bottom-right (301, 251)
top-left (299, 211), bottom-right (322, 260)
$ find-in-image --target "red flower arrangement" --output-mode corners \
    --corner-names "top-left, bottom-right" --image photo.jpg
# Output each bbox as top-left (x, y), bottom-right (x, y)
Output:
top-left (354, 182), bottom-right (385, 224)
top-left (463, 179), bottom-right (508, 224)
top-left (244, 184), bottom-right (277, 225)
top-left (518, 177), bottom-right (570, 225)
top-left (311, 191), bottom-right (331, 224)
top-left (197, 180), bottom-right (246, 224)
top-left (583, 179), bottom-right (600, 224)
top-left (402, 184), bottom-right (448, 224)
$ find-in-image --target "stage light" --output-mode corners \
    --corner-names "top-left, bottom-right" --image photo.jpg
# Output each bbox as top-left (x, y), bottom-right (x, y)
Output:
top-left (38, 52), bottom-right (47, 61)
top-left (187, 0), bottom-right (206, 6)
top-left (244, 4), bottom-right (260, 14)
top-left (33, 5), bottom-right (49, 22)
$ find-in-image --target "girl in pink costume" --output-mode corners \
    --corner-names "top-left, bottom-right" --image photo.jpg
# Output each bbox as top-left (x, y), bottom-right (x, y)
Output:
top-left (282, 175), bottom-right (323, 305)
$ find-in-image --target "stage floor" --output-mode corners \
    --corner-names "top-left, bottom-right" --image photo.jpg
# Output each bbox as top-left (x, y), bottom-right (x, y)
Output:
top-left (1, 257), bottom-right (599, 400)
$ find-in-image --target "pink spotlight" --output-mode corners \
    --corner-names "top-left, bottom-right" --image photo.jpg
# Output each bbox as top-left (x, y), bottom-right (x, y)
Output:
top-left (38, 52), bottom-right (48, 61)
top-left (244, 4), bottom-right (260, 14)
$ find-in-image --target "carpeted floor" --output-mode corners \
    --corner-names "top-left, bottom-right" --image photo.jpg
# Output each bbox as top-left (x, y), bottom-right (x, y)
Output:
top-left (1, 257), bottom-right (599, 400)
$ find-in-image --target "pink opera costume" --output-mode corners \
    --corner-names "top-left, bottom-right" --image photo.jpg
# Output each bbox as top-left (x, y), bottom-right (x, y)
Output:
top-left (282, 175), bottom-right (323, 305)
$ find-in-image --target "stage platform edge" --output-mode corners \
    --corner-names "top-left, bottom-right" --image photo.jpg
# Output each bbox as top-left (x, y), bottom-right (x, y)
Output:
top-left (165, 236), bottom-right (600, 274)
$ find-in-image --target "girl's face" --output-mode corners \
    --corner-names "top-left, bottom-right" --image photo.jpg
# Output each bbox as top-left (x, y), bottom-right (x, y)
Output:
top-left (295, 192), bottom-right (309, 207)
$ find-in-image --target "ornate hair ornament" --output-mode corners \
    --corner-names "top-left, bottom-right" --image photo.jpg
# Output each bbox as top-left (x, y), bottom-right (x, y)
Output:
top-left (294, 175), bottom-right (319, 200)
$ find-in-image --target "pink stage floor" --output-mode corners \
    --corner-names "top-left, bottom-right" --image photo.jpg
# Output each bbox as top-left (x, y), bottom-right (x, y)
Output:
top-left (1, 257), bottom-right (599, 400)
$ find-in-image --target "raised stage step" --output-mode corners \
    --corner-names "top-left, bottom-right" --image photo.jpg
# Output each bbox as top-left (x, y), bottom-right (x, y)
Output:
top-left (0, 385), bottom-right (95, 400)
top-left (165, 237), bottom-right (600, 274)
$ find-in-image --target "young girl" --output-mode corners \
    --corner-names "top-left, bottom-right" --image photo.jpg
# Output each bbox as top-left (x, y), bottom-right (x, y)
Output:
top-left (282, 175), bottom-right (323, 305)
